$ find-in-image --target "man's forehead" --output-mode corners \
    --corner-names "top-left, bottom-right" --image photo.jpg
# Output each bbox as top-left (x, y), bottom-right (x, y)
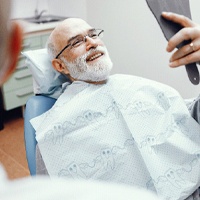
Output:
top-left (64, 18), bottom-right (90, 26)
top-left (60, 18), bottom-right (92, 35)
top-left (52, 18), bottom-right (92, 49)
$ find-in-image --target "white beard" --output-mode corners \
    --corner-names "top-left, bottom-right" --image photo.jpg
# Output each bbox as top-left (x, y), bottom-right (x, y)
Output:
top-left (61, 46), bottom-right (113, 82)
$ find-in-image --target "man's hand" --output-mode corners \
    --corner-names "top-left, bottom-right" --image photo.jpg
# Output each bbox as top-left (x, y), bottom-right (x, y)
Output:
top-left (162, 12), bottom-right (200, 68)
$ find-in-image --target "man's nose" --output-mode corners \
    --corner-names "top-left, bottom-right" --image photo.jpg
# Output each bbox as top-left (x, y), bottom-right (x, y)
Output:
top-left (85, 36), bottom-right (98, 50)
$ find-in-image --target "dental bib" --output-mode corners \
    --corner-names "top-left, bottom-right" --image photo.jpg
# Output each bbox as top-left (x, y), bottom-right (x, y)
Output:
top-left (31, 74), bottom-right (200, 200)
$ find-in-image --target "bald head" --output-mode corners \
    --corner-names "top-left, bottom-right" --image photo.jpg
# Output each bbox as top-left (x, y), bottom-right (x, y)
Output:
top-left (47, 17), bottom-right (112, 84)
top-left (47, 18), bottom-right (93, 59)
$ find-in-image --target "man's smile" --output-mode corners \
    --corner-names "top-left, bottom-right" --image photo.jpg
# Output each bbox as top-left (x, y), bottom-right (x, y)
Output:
top-left (86, 52), bottom-right (104, 62)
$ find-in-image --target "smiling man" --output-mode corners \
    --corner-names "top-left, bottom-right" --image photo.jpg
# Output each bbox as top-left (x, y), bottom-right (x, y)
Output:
top-left (47, 18), bottom-right (113, 84)
top-left (30, 17), bottom-right (200, 200)
top-left (0, 3), bottom-right (161, 200)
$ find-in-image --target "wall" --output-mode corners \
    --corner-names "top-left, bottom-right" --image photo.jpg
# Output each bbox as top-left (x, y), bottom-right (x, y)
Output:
top-left (10, 0), bottom-right (87, 19)
top-left (48, 0), bottom-right (87, 20)
top-left (86, 0), bottom-right (200, 98)
top-left (11, 0), bottom-right (48, 18)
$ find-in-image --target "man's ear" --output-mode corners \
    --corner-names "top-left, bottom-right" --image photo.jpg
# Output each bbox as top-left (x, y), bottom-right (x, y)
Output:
top-left (52, 59), bottom-right (70, 75)
top-left (4, 21), bottom-right (23, 80)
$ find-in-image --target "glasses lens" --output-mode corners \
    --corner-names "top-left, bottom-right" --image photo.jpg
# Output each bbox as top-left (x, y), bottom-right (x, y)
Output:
top-left (70, 29), bottom-right (104, 48)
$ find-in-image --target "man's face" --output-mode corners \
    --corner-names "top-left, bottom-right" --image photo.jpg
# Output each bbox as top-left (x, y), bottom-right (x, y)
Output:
top-left (55, 18), bottom-right (113, 82)
top-left (61, 45), bottom-right (113, 82)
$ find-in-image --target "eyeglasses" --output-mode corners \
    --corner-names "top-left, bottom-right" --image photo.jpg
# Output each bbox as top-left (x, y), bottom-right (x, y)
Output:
top-left (55, 29), bottom-right (104, 59)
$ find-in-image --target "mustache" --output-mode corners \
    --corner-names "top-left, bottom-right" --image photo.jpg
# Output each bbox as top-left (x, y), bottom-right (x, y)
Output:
top-left (80, 46), bottom-right (107, 61)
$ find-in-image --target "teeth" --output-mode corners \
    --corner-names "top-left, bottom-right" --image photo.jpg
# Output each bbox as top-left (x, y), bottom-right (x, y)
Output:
top-left (89, 53), bottom-right (102, 61)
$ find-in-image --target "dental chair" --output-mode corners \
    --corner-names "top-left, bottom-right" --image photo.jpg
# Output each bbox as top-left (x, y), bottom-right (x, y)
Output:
top-left (24, 95), bottom-right (56, 175)
top-left (22, 48), bottom-right (69, 175)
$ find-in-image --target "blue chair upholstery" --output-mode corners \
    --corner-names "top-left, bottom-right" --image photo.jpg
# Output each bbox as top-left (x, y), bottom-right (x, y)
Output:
top-left (24, 95), bottom-right (56, 175)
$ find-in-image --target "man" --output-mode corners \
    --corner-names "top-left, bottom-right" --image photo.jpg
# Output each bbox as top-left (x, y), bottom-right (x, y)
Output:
top-left (0, 0), bottom-right (23, 85)
top-left (47, 14), bottom-right (200, 125)
top-left (30, 17), bottom-right (200, 200)
top-left (0, 1), bottom-right (161, 200)
top-left (47, 18), bottom-right (113, 84)
top-left (0, 0), bottom-right (23, 129)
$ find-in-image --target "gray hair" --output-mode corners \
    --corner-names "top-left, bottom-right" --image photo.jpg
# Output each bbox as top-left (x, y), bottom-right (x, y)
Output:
top-left (46, 33), bottom-right (58, 61)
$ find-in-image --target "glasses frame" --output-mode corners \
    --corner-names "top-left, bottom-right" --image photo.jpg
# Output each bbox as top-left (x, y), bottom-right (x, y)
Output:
top-left (55, 29), bottom-right (104, 59)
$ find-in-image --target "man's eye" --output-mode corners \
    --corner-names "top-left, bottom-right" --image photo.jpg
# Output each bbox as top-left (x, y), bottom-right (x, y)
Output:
top-left (88, 31), bottom-right (98, 38)
top-left (72, 40), bottom-right (82, 47)
top-left (90, 33), bottom-right (98, 38)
